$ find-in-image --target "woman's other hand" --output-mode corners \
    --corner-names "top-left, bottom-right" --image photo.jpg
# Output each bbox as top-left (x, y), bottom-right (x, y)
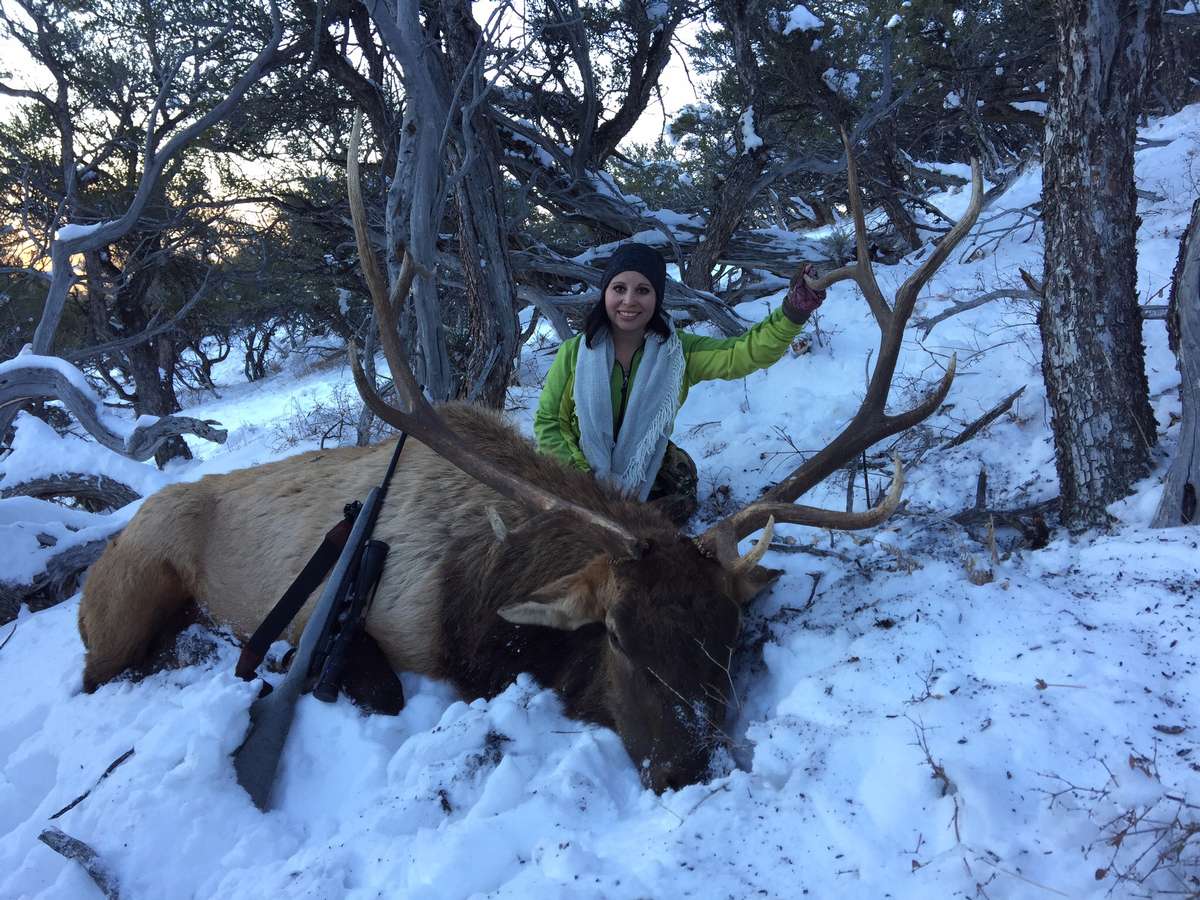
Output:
top-left (783, 264), bottom-right (827, 321)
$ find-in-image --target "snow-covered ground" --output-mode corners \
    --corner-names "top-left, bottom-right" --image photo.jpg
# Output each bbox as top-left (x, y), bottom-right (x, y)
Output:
top-left (2, 106), bottom-right (1199, 899)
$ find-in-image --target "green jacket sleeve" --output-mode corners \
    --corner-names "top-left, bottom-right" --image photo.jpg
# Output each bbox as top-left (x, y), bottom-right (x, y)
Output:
top-left (533, 337), bottom-right (590, 470)
top-left (681, 306), bottom-right (803, 385)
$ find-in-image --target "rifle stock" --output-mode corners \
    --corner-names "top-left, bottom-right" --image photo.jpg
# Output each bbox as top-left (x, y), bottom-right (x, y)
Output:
top-left (232, 485), bottom-right (383, 810)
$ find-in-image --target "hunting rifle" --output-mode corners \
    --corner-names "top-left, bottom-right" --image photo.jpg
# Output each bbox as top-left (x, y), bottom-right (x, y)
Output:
top-left (232, 433), bottom-right (405, 811)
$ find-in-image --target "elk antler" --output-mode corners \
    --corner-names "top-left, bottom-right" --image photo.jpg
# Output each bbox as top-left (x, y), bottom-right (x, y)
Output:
top-left (343, 111), bottom-right (643, 556)
top-left (699, 130), bottom-right (983, 564)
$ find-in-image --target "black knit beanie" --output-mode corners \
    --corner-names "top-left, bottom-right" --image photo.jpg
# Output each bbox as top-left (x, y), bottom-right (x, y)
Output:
top-left (599, 243), bottom-right (667, 308)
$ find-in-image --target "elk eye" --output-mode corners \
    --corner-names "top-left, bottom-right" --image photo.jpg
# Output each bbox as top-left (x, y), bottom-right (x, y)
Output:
top-left (607, 627), bottom-right (625, 654)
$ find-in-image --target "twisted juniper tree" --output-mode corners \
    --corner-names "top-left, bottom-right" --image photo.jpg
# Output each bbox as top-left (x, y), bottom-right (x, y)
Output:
top-left (1039, 0), bottom-right (1162, 529)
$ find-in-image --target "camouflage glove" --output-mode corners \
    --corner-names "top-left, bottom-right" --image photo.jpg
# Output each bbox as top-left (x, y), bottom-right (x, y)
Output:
top-left (783, 264), bottom-right (827, 323)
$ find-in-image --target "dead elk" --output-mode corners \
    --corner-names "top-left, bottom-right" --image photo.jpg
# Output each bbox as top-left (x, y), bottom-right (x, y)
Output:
top-left (76, 121), bottom-right (981, 793)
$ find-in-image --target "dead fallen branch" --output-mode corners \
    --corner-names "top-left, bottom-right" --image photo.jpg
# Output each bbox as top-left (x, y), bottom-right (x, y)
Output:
top-left (0, 536), bottom-right (113, 623)
top-left (49, 748), bottom-right (136, 821)
top-left (915, 289), bottom-right (1040, 336)
top-left (950, 498), bottom-right (1055, 551)
top-left (941, 387), bottom-right (1026, 450)
top-left (2, 473), bottom-right (141, 511)
top-left (37, 827), bottom-right (121, 899)
top-left (763, 540), bottom-right (857, 563)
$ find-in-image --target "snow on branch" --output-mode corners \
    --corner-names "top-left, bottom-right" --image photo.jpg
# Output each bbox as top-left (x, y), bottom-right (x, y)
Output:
top-left (0, 535), bottom-right (112, 622)
top-left (0, 353), bottom-right (227, 460)
top-left (0, 489), bottom-right (133, 620)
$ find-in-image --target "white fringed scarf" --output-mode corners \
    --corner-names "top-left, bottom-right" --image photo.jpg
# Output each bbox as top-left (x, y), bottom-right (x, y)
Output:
top-left (573, 327), bottom-right (685, 500)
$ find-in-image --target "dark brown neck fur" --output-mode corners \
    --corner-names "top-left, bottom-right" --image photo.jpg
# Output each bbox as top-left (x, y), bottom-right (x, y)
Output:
top-left (431, 404), bottom-right (675, 726)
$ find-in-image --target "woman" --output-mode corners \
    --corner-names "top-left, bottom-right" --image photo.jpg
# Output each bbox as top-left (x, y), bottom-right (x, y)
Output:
top-left (534, 242), bottom-right (826, 523)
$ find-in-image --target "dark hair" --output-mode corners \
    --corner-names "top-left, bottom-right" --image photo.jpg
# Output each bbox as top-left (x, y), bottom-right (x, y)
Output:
top-left (583, 243), bottom-right (672, 348)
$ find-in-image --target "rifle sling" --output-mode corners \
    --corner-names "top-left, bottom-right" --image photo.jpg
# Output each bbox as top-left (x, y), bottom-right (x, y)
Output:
top-left (234, 511), bottom-right (356, 681)
top-left (234, 429), bottom-right (408, 682)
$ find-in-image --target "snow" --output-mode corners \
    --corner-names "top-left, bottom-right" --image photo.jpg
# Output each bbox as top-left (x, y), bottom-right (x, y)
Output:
top-left (781, 4), bottom-right (823, 34)
top-left (739, 107), bottom-right (763, 152)
top-left (54, 221), bottom-right (112, 242)
top-left (885, 13), bottom-right (903, 28)
top-left (822, 68), bottom-right (860, 99)
top-left (2, 106), bottom-right (1200, 899)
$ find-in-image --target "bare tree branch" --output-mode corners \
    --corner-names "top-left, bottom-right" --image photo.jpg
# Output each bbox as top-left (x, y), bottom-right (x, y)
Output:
top-left (64, 268), bottom-right (217, 363)
top-left (941, 386), bottom-right (1026, 450)
top-left (28, 0), bottom-right (283, 356)
top-left (914, 288), bottom-right (1041, 336)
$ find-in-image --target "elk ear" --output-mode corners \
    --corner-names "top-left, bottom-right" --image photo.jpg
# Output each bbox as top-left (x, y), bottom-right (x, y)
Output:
top-left (497, 555), bottom-right (613, 631)
top-left (731, 565), bottom-right (784, 606)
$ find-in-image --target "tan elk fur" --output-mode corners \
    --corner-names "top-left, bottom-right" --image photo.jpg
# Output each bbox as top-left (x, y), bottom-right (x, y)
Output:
top-left (80, 404), bottom-right (673, 689)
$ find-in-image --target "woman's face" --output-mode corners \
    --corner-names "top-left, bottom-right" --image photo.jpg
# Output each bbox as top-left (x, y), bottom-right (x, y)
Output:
top-left (604, 270), bottom-right (656, 336)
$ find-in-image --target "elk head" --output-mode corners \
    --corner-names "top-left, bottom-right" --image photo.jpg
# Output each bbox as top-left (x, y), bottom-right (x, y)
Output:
top-left (492, 519), bottom-right (785, 792)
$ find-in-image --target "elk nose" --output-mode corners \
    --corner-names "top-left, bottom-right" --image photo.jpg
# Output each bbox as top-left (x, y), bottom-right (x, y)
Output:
top-left (646, 761), bottom-right (690, 794)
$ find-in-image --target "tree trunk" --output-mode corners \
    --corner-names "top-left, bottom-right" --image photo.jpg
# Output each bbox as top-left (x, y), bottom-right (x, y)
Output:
top-left (366, 0), bottom-right (456, 402)
top-left (1152, 198), bottom-right (1200, 526)
top-left (683, 0), bottom-right (769, 293)
top-left (439, 0), bottom-right (519, 408)
top-left (1039, 0), bottom-right (1161, 530)
top-left (103, 242), bottom-right (193, 467)
top-left (878, 133), bottom-right (922, 253)
top-left (683, 147), bottom-right (768, 292)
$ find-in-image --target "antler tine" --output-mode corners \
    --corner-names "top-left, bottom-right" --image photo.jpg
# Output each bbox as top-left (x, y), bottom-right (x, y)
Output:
top-left (697, 137), bottom-right (983, 561)
top-left (346, 115), bottom-right (425, 421)
top-left (344, 111), bottom-right (643, 556)
top-left (894, 158), bottom-right (984, 319)
top-left (840, 126), bottom-right (890, 329)
top-left (808, 129), bottom-right (890, 330)
top-left (699, 457), bottom-right (905, 563)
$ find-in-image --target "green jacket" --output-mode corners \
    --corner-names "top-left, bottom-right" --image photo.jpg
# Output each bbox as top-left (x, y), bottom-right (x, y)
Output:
top-left (534, 306), bottom-right (803, 471)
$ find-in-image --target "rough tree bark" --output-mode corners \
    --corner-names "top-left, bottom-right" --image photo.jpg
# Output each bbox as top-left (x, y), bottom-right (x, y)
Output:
top-left (1152, 198), bottom-right (1200, 526)
top-left (364, 0), bottom-right (467, 402)
top-left (682, 0), bottom-right (768, 293)
top-left (1039, 0), bottom-right (1162, 530)
top-left (439, 0), bottom-right (519, 407)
